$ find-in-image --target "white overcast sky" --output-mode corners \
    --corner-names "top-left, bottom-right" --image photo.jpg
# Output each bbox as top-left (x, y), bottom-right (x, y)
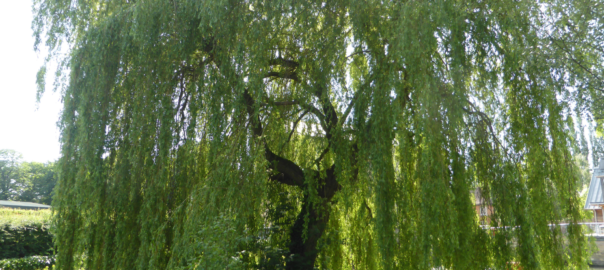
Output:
top-left (0, 0), bottom-right (62, 163)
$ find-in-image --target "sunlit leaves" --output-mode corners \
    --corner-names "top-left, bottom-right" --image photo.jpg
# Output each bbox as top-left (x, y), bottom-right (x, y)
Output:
top-left (33, 0), bottom-right (602, 269)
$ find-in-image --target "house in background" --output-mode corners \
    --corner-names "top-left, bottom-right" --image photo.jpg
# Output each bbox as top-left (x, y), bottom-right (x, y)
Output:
top-left (585, 159), bottom-right (604, 222)
top-left (473, 188), bottom-right (493, 225)
top-left (0, 200), bottom-right (50, 210)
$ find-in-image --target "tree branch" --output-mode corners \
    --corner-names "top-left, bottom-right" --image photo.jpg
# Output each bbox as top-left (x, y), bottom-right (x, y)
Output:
top-left (243, 90), bottom-right (264, 137)
top-left (311, 85), bottom-right (338, 140)
top-left (265, 147), bottom-right (305, 187)
top-left (243, 90), bottom-right (305, 187)
top-left (346, 50), bottom-right (371, 59)
top-left (268, 58), bottom-right (299, 69)
top-left (260, 99), bottom-right (328, 131)
top-left (314, 143), bottom-right (331, 166)
top-left (265, 71), bottom-right (299, 82)
top-left (337, 74), bottom-right (374, 128)
top-left (463, 101), bottom-right (503, 151)
top-left (285, 110), bottom-right (309, 146)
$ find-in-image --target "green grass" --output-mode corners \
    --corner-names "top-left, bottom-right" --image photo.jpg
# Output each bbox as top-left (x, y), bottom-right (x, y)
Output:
top-left (0, 208), bottom-right (51, 228)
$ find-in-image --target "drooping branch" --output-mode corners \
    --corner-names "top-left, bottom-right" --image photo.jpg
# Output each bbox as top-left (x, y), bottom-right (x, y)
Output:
top-left (463, 101), bottom-right (503, 151)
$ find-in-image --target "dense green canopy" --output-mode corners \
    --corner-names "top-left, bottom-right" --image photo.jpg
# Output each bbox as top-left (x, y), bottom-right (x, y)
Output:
top-left (34, 0), bottom-right (604, 269)
top-left (0, 150), bottom-right (56, 204)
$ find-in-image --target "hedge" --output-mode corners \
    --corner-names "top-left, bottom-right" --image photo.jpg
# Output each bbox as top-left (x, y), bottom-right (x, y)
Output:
top-left (0, 209), bottom-right (52, 260)
top-left (0, 255), bottom-right (54, 270)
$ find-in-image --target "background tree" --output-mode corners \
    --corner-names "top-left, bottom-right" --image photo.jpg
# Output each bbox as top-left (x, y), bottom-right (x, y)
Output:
top-left (0, 149), bottom-right (57, 204)
top-left (16, 162), bottom-right (57, 205)
top-left (0, 150), bottom-right (23, 200)
top-left (34, 0), bottom-right (604, 269)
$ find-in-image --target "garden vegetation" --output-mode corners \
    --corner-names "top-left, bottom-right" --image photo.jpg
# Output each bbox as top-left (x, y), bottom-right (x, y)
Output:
top-left (0, 209), bottom-right (53, 270)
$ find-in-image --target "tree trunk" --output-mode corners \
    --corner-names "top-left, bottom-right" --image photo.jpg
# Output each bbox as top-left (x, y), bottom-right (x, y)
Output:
top-left (286, 167), bottom-right (339, 269)
top-left (287, 196), bottom-right (330, 270)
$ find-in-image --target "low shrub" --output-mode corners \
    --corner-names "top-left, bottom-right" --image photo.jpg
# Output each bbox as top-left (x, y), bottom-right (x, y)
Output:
top-left (0, 209), bottom-right (52, 260)
top-left (0, 255), bottom-right (55, 270)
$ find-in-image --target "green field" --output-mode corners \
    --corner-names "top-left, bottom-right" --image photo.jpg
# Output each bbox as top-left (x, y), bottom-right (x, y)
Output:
top-left (0, 208), bottom-right (51, 227)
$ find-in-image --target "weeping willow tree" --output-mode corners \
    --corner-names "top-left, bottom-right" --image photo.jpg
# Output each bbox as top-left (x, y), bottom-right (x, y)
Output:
top-left (33, 0), bottom-right (604, 269)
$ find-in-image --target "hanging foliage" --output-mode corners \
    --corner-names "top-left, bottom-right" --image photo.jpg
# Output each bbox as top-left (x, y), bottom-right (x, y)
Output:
top-left (33, 0), bottom-right (604, 269)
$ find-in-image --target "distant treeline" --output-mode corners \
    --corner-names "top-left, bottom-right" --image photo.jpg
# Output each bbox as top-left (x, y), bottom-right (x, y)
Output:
top-left (0, 149), bottom-right (56, 205)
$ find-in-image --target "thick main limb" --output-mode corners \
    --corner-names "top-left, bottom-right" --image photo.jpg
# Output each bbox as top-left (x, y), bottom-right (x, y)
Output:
top-left (243, 90), bottom-right (306, 187)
